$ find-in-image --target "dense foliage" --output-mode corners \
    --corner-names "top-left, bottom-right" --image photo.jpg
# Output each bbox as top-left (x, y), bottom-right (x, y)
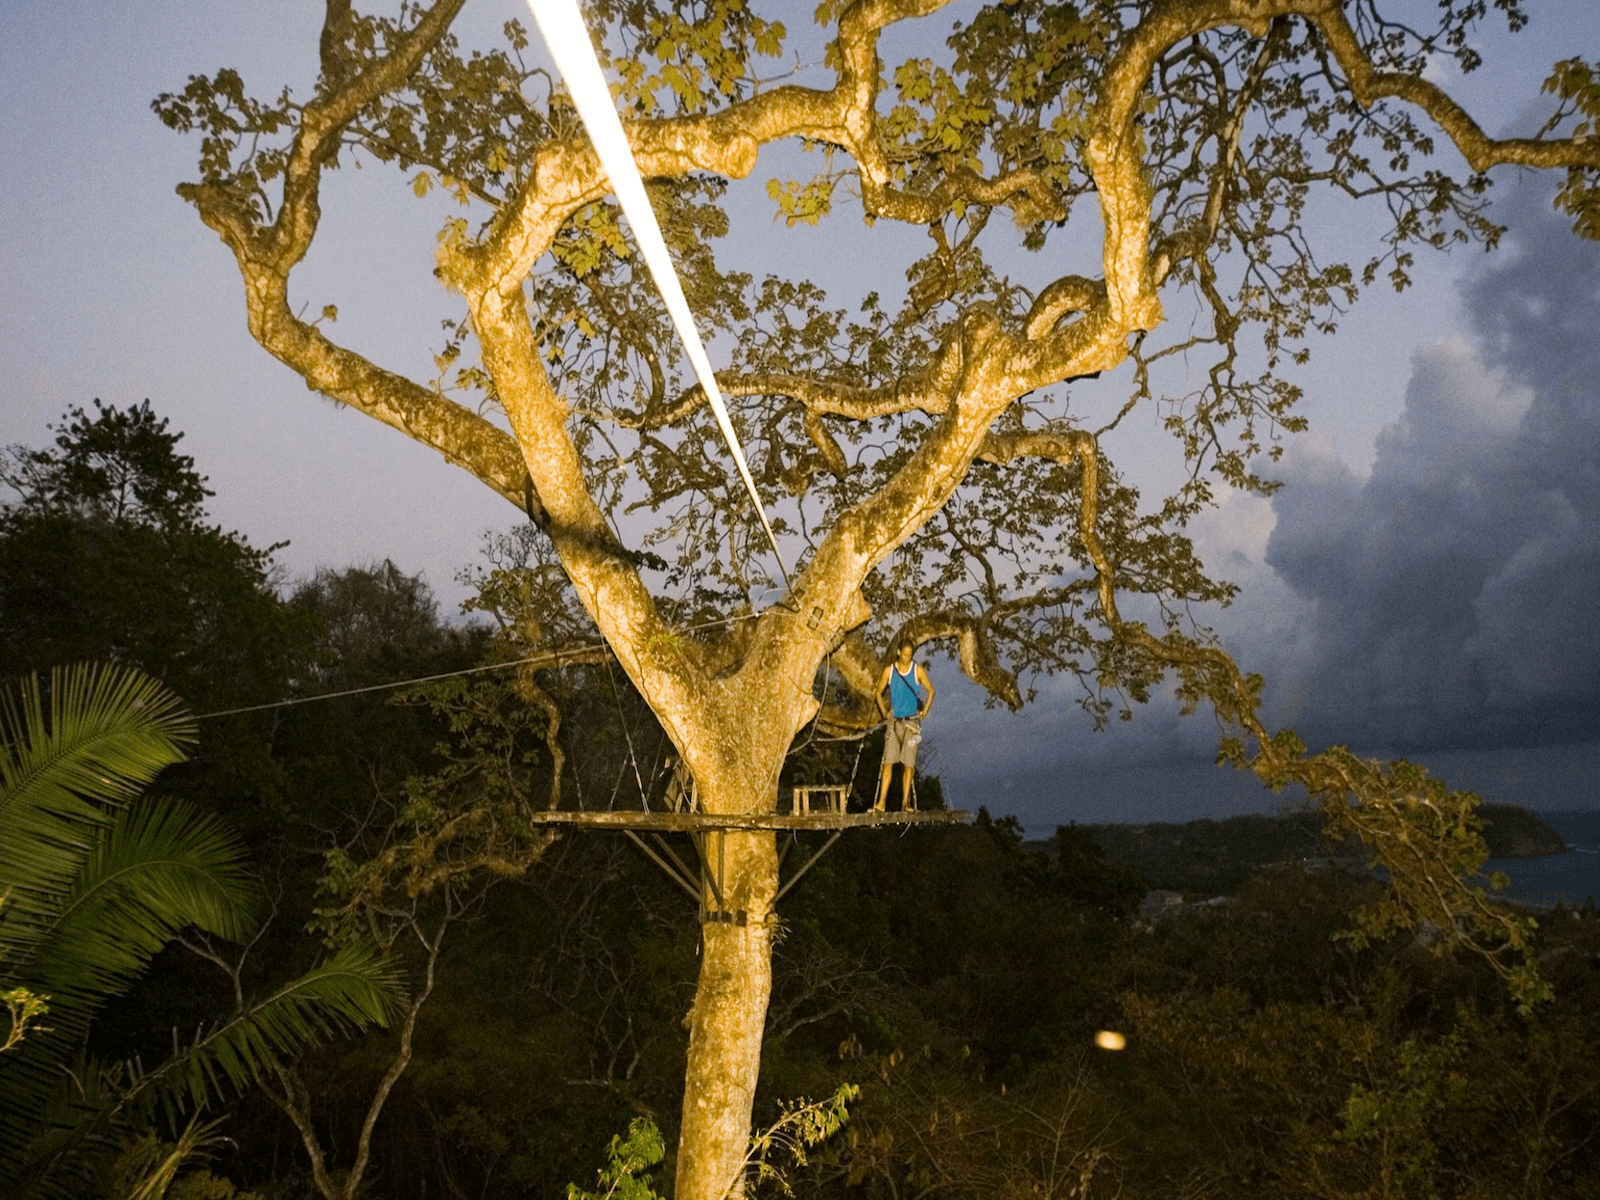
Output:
top-left (93, 810), bottom-right (1600, 1200)
top-left (10, 0), bottom-right (1600, 1186)
top-left (0, 664), bottom-right (398, 1200)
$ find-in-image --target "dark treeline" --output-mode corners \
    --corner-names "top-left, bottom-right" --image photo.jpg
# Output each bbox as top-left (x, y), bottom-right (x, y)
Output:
top-left (3, 403), bottom-right (1598, 1200)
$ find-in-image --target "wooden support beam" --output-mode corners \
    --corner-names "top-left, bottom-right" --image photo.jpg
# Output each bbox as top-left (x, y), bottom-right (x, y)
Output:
top-left (774, 830), bottom-right (845, 905)
top-left (622, 828), bottom-right (701, 903)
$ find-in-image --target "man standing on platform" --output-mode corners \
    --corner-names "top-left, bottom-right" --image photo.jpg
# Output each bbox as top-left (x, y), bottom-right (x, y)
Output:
top-left (874, 639), bottom-right (935, 812)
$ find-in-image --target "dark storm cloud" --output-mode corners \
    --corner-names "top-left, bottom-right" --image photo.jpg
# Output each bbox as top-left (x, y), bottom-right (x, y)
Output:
top-left (1263, 179), bottom-right (1600, 752)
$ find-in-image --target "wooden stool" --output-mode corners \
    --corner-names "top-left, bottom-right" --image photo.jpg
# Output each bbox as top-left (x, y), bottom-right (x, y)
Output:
top-left (792, 785), bottom-right (849, 815)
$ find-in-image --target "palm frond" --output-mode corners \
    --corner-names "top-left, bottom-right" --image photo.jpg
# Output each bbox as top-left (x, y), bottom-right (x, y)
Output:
top-left (0, 666), bottom-right (399, 1196)
top-left (0, 664), bottom-right (192, 971)
top-left (26, 796), bottom-right (257, 1027)
top-left (0, 1056), bottom-right (126, 1200)
top-left (130, 941), bottom-right (403, 1123)
top-left (1, 941), bottom-right (400, 1200)
top-left (0, 796), bottom-right (260, 1172)
top-left (115, 1116), bottom-right (232, 1200)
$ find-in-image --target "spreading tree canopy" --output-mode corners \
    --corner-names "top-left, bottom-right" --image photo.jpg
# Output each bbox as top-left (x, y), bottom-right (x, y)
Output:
top-left (157, 2), bottom-right (1600, 1196)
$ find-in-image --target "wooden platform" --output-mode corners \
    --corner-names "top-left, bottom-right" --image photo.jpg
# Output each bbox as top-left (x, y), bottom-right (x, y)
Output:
top-left (524, 808), bottom-right (972, 832)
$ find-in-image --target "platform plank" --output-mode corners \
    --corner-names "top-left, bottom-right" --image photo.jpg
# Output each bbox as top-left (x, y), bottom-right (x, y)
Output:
top-left (525, 809), bottom-right (972, 832)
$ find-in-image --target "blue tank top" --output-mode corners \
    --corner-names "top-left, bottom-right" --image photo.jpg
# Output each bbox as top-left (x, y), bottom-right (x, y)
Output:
top-left (889, 663), bottom-right (924, 718)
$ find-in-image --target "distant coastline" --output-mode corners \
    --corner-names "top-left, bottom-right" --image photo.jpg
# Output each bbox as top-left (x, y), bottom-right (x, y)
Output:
top-left (1032, 804), bottom-right (1571, 897)
top-left (1488, 810), bottom-right (1600, 908)
top-left (963, 741), bottom-right (1600, 833)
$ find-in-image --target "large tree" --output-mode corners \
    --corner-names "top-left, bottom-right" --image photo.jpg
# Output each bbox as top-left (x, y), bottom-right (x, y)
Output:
top-left (158, 2), bottom-right (1600, 1195)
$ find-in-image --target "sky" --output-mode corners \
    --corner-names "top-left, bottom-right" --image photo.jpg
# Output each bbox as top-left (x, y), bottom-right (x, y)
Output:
top-left (3, 0), bottom-right (1599, 830)
top-left (934, 168), bottom-right (1600, 826)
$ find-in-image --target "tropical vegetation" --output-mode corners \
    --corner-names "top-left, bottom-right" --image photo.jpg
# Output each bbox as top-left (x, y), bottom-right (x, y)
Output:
top-left (0, 662), bottom-right (397, 1196)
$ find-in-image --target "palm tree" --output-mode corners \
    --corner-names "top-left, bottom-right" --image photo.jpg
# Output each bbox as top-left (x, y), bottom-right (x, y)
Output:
top-left (0, 663), bottom-right (399, 1198)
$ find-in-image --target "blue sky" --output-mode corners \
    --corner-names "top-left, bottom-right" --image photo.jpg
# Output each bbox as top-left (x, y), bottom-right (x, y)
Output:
top-left (3, 0), bottom-right (1598, 829)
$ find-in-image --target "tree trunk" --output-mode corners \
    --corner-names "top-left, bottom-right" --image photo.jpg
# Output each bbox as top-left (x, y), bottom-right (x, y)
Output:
top-left (674, 828), bottom-right (778, 1200)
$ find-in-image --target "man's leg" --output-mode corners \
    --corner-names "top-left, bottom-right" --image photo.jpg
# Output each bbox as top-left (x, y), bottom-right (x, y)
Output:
top-left (900, 763), bottom-right (913, 811)
top-left (876, 721), bottom-right (899, 811)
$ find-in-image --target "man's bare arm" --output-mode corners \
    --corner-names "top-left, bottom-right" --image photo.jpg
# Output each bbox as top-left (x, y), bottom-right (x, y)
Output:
top-left (916, 665), bottom-right (935, 718)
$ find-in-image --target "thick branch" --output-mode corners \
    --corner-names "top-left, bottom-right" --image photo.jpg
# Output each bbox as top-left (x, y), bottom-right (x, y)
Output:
top-left (816, 600), bottom-right (1032, 724)
top-left (900, 610), bottom-right (1022, 711)
top-left (318, 0), bottom-right (355, 95)
top-left (1024, 277), bottom-right (1107, 340)
top-left (724, 334), bottom-right (963, 421)
top-left (1315, 4), bottom-right (1600, 175)
top-left (834, 3), bottom-right (1065, 227)
top-left (171, 203), bottom-right (542, 516)
top-left (277, 0), bottom-right (470, 271)
top-left (860, 163), bottom-right (1067, 229)
top-left (177, 0), bottom-right (544, 518)
top-left (814, 630), bottom-right (888, 734)
top-left (443, 0), bottom-right (1062, 297)
top-left (976, 428), bottom-right (1094, 469)
top-left (466, 285), bottom-right (721, 779)
top-left (750, 284), bottom-right (1137, 707)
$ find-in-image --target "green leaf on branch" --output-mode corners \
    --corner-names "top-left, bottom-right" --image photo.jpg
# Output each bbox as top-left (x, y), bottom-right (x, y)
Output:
top-left (765, 176), bottom-right (836, 226)
top-left (567, 1117), bottom-right (666, 1200)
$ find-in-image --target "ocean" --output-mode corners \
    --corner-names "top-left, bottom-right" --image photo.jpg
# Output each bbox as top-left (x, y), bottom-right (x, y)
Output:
top-left (1485, 811), bottom-right (1600, 908)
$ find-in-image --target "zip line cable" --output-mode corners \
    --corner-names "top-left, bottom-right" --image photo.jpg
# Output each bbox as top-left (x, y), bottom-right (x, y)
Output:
top-left (524, 0), bottom-right (790, 587)
top-left (192, 611), bottom-right (824, 722)
top-left (194, 645), bottom-right (602, 720)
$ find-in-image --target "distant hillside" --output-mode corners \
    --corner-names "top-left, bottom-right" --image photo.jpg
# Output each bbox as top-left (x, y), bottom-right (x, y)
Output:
top-left (1477, 804), bottom-right (1569, 858)
top-left (1040, 804), bottom-right (1565, 895)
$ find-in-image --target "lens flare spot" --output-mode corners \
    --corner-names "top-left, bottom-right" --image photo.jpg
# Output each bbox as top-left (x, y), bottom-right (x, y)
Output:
top-left (1095, 1030), bottom-right (1126, 1051)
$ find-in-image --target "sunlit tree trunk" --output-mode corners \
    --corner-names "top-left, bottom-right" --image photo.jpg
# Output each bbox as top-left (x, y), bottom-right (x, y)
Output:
top-left (676, 828), bottom-right (777, 1200)
top-left (666, 689), bottom-right (797, 1200)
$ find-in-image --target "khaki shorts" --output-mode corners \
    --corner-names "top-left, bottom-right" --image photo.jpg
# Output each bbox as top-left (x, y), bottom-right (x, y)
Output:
top-left (882, 717), bottom-right (922, 768)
